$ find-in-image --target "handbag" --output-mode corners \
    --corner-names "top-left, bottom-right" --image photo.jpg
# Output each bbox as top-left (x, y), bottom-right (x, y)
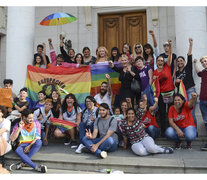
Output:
top-left (131, 78), bottom-right (141, 93)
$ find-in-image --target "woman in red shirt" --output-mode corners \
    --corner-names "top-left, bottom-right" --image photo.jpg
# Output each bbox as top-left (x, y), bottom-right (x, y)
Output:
top-left (153, 39), bottom-right (175, 137)
top-left (165, 93), bottom-right (197, 149)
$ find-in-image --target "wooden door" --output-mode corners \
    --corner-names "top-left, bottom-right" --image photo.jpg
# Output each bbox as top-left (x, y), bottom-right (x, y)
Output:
top-left (99, 11), bottom-right (147, 55)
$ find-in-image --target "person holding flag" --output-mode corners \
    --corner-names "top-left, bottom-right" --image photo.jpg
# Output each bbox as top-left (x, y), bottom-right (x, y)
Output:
top-left (175, 38), bottom-right (197, 127)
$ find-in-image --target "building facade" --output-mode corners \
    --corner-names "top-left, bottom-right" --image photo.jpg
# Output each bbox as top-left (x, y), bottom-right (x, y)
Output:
top-left (0, 6), bottom-right (207, 135)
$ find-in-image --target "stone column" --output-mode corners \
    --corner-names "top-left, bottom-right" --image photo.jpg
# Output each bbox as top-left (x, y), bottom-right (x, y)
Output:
top-left (175, 7), bottom-right (207, 136)
top-left (6, 6), bottom-right (35, 94)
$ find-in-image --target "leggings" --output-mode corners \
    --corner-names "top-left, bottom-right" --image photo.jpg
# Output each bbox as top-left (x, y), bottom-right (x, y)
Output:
top-left (131, 136), bottom-right (164, 156)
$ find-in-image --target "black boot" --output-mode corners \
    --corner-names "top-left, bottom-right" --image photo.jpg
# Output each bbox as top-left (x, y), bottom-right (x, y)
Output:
top-left (0, 155), bottom-right (5, 167)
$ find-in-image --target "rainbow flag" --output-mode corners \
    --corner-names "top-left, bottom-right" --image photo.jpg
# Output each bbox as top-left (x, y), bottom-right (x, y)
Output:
top-left (151, 78), bottom-right (160, 98)
top-left (90, 62), bottom-right (121, 96)
top-left (179, 80), bottom-right (187, 100)
top-left (50, 117), bottom-right (76, 131)
top-left (25, 65), bottom-right (91, 108)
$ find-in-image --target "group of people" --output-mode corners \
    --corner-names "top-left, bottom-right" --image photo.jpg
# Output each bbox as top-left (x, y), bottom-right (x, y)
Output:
top-left (0, 30), bottom-right (207, 174)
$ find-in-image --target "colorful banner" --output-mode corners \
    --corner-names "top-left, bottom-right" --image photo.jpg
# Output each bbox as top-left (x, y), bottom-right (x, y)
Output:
top-left (179, 80), bottom-right (187, 100)
top-left (50, 117), bottom-right (76, 131)
top-left (90, 62), bottom-right (121, 96)
top-left (0, 88), bottom-right (12, 108)
top-left (25, 65), bottom-right (91, 108)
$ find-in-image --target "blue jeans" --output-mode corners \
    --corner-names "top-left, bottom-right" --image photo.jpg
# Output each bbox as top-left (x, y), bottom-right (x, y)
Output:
top-left (200, 100), bottom-right (207, 132)
top-left (142, 84), bottom-right (155, 107)
top-left (15, 139), bottom-right (42, 169)
top-left (79, 122), bottom-right (94, 144)
top-left (145, 125), bottom-right (160, 139)
top-left (165, 126), bottom-right (196, 143)
top-left (187, 87), bottom-right (197, 127)
top-left (82, 136), bottom-right (117, 157)
top-left (41, 129), bottom-right (47, 146)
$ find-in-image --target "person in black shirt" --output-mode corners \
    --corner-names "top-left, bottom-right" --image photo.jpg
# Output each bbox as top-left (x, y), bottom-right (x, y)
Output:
top-left (109, 54), bottom-right (141, 107)
top-left (175, 38), bottom-right (197, 127)
top-left (34, 44), bottom-right (50, 65)
top-left (59, 34), bottom-right (76, 63)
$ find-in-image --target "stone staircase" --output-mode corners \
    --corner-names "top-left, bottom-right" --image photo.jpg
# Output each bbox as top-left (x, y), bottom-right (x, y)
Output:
top-left (4, 136), bottom-right (207, 174)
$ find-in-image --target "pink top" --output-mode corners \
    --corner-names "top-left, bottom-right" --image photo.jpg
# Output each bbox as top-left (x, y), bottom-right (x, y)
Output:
top-left (50, 49), bottom-right (79, 68)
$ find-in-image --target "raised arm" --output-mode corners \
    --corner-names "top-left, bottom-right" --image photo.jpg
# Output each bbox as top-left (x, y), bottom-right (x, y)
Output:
top-left (105, 74), bottom-right (112, 96)
top-left (149, 30), bottom-right (157, 48)
top-left (166, 39), bottom-right (172, 66)
top-left (48, 38), bottom-right (57, 63)
top-left (59, 34), bottom-right (64, 48)
top-left (48, 38), bottom-right (54, 50)
top-left (193, 59), bottom-right (201, 74)
top-left (149, 97), bottom-right (158, 112)
top-left (188, 92), bottom-right (197, 109)
top-left (42, 43), bottom-right (47, 65)
top-left (10, 121), bottom-right (24, 142)
top-left (188, 38), bottom-right (193, 56)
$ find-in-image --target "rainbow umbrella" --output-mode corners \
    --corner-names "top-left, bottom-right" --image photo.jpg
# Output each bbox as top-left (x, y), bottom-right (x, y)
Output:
top-left (40, 12), bottom-right (77, 26)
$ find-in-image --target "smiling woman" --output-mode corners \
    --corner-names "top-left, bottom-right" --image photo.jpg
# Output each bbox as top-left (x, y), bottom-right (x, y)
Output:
top-left (165, 93), bottom-right (197, 149)
top-left (53, 93), bottom-right (82, 148)
top-left (153, 39), bottom-right (175, 137)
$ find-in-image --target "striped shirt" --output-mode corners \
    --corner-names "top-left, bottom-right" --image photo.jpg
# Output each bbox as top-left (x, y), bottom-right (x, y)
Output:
top-left (120, 118), bottom-right (148, 145)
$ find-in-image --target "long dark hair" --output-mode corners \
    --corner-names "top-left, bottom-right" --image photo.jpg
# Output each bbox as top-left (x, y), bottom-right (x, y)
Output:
top-left (74, 53), bottom-right (84, 64)
top-left (50, 90), bottom-right (61, 112)
top-left (62, 93), bottom-right (81, 113)
top-left (173, 93), bottom-right (186, 114)
top-left (33, 55), bottom-right (44, 66)
top-left (110, 47), bottom-right (121, 62)
top-left (122, 43), bottom-right (132, 54)
top-left (143, 43), bottom-right (154, 60)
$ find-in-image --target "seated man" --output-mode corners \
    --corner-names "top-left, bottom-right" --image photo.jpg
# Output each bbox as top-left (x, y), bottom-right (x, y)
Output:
top-left (0, 106), bottom-right (12, 167)
top-left (33, 98), bottom-right (53, 146)
top-left (94, 74), bottom-right (112, 112)
top-left (9, 109), bottom-right (47, 173)
top-left (32, 91), bottom-right (46, 110)
top-left (82, 103), bottom-right (118, 159)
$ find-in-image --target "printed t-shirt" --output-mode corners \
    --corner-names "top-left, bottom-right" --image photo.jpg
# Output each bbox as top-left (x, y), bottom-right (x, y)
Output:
top-left (168, 102), bottom-right (195, 128)
top-left (141, 111), bottom-right (159, 128)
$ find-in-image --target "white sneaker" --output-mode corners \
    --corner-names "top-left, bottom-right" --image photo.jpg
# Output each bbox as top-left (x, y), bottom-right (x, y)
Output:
top-left (100, 151), bottom-right (107, 159)
top-left (75, 144), bottom-right (85, 154)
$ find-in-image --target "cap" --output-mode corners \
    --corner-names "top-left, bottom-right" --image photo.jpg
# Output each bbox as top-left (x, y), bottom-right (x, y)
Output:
top-left (163, 42), bottom-right (169, 46)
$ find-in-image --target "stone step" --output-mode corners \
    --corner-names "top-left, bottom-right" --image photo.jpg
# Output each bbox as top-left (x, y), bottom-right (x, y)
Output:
top-left (4, 140), bottom-right (207, 174)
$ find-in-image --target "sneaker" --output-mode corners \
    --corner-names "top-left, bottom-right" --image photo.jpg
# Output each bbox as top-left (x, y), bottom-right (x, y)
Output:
top-left (100, 151), bottom-right (107, 159)
top-left (9, 162), bottom-right (23, 171)
top-left (163, 147), bottom-right (174, 154)
top-left (70, 139), bottom-right (78, 149)
top-left (37, 165), bottom-right (47, 173)
top-left (64, 137), bottom-right (71, 146)
top-left (186, 142), bottom-right (192, 150)
top-left (201, 144), bottom-right (207, 151)
top-left (175, 141), bottom-right (182, 150)
top-left (119, 140), bottom-right (124, 147)
top-left (82, 146), bottom-right (91, 153)
top-left (75, 144), bottom-right (85, 154)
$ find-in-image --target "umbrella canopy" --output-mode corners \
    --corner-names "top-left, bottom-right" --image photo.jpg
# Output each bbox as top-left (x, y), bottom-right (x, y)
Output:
top-left (40, 12), bottom-right (77, 26)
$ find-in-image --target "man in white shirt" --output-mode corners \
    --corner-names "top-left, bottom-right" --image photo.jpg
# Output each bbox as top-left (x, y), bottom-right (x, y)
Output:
top-left (94, 74), bottom-right (112, 112)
